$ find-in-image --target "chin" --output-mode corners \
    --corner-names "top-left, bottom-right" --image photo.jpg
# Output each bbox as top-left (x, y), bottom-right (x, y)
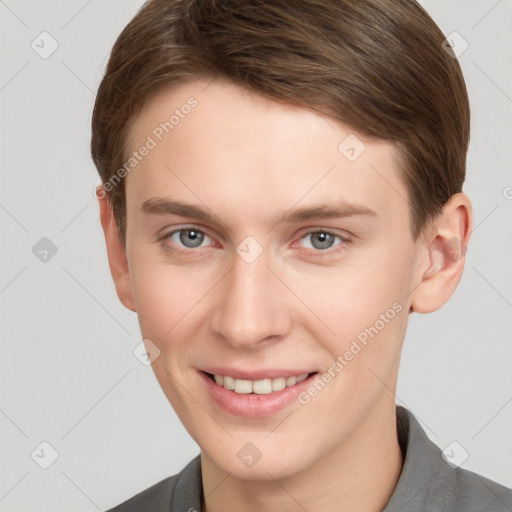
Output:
top-left (203, 440), bottom-right (315, 481)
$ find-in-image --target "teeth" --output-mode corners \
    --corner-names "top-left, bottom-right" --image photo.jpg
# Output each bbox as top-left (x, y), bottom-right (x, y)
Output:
top-left (271, 377), bottom-right (286, 391)
top-left (211, 373), bottom-right (311, 394)
top-left (286, 376), bottom-right (296, 386)
top-left (234, 379), bottom-right (252, 394)
top-left (252, 378), bottom-right (272, 394)
top-left (223, 375), bottom-right (235, 390)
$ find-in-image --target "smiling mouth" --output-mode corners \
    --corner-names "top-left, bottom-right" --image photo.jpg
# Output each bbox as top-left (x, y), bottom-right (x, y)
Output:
top-left (204, 371), bottom-right (318, 394)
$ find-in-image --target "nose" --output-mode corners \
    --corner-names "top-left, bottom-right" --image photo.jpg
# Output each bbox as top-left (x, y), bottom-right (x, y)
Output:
top-left (209, 247), bottom-right (292, 349)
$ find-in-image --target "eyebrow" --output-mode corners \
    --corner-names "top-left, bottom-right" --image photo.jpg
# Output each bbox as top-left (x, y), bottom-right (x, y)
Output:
top-left (139, 196), bottom-right (377, 227)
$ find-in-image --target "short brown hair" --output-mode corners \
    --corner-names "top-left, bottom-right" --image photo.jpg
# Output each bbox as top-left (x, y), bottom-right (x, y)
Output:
top-left (91, 0), bottom-right (470, 248)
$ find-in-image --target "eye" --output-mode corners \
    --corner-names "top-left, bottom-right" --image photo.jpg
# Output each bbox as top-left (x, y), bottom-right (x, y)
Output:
top-left (297, 230), bottom-right (349, 255)
top-left (159, 227), bottom-right (214, 252)
top-left (301, 231), bottom-right (339, 250)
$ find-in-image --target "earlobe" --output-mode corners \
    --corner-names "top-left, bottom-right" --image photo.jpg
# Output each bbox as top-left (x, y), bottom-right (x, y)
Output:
top-left (410, 193), bottom-right (472, 314)
top-left (97, 186), bottom-right (136, 312)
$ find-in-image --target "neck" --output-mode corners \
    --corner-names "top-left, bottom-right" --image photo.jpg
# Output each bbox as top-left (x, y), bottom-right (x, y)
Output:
top-left (201, 398), bottom-right (404, 512)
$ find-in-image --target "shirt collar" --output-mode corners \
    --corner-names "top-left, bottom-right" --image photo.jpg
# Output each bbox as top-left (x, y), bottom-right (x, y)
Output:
top-left (383, 405), bottom-right (456, 511)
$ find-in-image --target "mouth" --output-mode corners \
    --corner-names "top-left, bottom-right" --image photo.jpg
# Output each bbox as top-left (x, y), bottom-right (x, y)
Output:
top-left (199, 370), bottom-right (319, 418)
top-left (204, 371), bottom-right (316, 394)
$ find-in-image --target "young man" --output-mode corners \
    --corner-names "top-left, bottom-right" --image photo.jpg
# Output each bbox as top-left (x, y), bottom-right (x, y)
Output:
top-left (92, 1), bottom-right (512, 510)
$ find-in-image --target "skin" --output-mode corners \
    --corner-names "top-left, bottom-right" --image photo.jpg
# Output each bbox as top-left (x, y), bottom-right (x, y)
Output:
top-left (98, 78), bottom-right (472, 512)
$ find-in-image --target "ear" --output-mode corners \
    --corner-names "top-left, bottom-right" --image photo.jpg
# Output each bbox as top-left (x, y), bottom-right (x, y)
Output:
top-left (96, 185), bottom-right (136, 312)
top-left (410, 192), bottom-right (473, 314)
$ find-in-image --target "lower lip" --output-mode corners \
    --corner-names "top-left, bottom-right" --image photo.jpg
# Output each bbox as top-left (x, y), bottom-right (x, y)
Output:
top-left (199, 371), bottom-right (317, 418)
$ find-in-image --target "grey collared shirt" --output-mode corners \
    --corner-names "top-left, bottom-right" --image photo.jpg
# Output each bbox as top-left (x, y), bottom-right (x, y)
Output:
top-left (106, 405), bottom-right (512, 511)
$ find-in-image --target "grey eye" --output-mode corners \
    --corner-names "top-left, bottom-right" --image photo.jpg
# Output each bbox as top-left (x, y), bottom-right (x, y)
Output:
top-left (298, 231), bottom-right (344, 252)
top-left (178, 229), bottom-right (206, 248)
top-left (309, 232), bottom-right (336, 250)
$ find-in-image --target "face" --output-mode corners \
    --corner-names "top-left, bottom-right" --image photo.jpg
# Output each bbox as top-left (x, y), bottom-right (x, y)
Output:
top-left (120, 78), bottom-right (426, 479)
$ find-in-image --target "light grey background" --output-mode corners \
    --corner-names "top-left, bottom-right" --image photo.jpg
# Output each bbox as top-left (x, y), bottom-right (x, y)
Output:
top-left (0, 0), bottom-right (511, 510)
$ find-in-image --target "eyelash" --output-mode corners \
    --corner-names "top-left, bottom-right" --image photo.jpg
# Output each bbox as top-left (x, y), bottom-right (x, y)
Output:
top-left (157, 226), bottom-right (350, 259)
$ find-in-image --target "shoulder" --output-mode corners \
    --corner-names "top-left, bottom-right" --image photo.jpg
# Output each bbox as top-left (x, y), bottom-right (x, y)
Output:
top-left (104, 455), bottom-right (202, 512)
top-left (105, 474), bottom-right (178, 512)
top-left (450, 465), bottom-right (512, 511)
top-left (390, 406), bottom-right (512, 512)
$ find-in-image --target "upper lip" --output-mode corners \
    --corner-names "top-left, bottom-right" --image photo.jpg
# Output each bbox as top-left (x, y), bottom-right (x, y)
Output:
top-left (200, 367), bottom-right (316, 380)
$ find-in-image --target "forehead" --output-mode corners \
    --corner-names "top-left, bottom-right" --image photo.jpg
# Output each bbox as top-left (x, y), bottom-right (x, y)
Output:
top-left (124, 78), bottom-right (409, 228)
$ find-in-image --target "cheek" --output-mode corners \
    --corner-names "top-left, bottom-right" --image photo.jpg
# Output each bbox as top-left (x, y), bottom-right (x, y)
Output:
top-left (288, 246), bottom-right (412, 362)
top-left (306, 257), bottom-right (408, 321)
top-left (129, 251), bottom-right (213, 344)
